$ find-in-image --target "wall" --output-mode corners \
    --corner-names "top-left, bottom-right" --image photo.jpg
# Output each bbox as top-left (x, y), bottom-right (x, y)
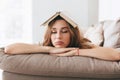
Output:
top-left (32, 0), bottom-right (98, 43)
top-left (88, 0), bottom-right (98, 26)
top-left (99, 0), bottom-right (120, 21)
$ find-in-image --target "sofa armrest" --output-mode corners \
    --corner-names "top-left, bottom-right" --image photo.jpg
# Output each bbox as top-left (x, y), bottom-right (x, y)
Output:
top-left (0, 51), bottom-right (120, 78)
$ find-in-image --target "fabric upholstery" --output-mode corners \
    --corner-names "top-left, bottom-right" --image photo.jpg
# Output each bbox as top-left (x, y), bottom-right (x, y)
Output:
top-left (84, 22), bottom-right (104, 46)
top-left (3, 71), bottom-right (120, 80)
top-left (1, 51), bottom-right (120, 79)
top-left (103, 18), bottom-right (120, 48)
top-left (84, 19), bottom-right (120, 48)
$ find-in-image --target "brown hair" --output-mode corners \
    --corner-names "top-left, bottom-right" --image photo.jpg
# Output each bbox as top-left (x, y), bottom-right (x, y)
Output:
top-left (43, 16), bottom-right (94, 49)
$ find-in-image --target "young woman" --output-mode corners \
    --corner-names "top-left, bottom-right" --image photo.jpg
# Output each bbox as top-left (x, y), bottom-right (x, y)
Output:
top-left (4, 16), bottom-right (120, 61)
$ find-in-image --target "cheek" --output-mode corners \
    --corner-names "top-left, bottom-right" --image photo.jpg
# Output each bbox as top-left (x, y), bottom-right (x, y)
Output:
top-left (51, 35), bottom-right (54, 42)
top-left (64, 34), bottom-right (70, 44)
top-left (51, 35), bottom-right (56, 45)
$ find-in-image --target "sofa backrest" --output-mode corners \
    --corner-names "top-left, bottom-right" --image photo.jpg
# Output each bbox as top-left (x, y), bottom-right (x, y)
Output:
top-left (103, 18), bottom-right (120, 48)
top-left (84, 18), bottom-right (120, 48)
top-left (84, 22), bottom-right (104, 46)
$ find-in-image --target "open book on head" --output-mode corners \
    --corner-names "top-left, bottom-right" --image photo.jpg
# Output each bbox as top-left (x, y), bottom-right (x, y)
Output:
top-left (41, 11), bottom-right (78, 28)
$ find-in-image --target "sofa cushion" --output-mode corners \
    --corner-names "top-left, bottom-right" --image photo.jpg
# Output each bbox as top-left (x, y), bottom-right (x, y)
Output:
top-left (84, 22), bottom-right (104, 46)
top-left (103, 18), bottom-right (120, 48)
top-left (1, 50), bottom-right (120, 78)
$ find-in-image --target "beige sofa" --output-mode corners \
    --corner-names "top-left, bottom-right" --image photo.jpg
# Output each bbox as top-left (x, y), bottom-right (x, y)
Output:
top-left (0, 18), bottom-right (120, 80)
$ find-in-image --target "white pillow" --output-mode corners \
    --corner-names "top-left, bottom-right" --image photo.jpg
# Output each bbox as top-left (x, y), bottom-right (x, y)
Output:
top-left (84, 22), bottom-right (104, 46)
top-left (103, 18), bottom-right (120, 48)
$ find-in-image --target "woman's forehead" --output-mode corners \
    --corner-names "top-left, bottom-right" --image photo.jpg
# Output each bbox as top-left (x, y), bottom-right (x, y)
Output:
top-left (52, 20), bottom-right (70, 28)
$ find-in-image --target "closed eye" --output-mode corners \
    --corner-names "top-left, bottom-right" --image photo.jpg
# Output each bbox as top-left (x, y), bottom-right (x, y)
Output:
top-left (61, 28), bottom-right (69, 33)
top-left (61, 30), bottom-right (68, 33)
top-left (51, 31), bottom-right (57, 34)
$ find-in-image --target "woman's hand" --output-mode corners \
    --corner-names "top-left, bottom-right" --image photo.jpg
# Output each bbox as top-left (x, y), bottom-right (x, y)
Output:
top-left (50, 48), bottom-right (78, 56)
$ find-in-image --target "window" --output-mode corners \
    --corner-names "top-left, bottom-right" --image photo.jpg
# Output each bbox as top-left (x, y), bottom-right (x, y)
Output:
top-left (0, 0), bottom-right (32, 47)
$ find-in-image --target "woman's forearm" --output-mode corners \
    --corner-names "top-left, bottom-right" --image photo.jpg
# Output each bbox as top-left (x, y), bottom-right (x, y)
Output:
top-left (79, 47), bottom-right (120, 61)
top-left (4, 43), bottom-right (53, 54)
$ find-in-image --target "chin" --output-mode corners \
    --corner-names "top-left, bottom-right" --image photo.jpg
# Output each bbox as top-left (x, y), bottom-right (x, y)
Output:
top-left (55, 45), bottom-right (66, 48)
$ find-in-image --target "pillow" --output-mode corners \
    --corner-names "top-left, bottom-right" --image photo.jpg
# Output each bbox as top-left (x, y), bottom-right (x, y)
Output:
top-left (1, 51), bottom-right (120, 78)
top-left (84, 22), bottom-right (104, 46)
top-left (103, 18), bottom-right (120, 48)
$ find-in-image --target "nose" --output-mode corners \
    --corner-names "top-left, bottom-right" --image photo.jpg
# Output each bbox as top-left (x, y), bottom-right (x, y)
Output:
top-left (56, 32), bottom-right (62, 39)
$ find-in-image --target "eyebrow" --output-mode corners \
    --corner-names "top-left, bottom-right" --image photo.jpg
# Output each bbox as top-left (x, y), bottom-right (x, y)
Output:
top-left (51, 27), bottom-right (69, 30)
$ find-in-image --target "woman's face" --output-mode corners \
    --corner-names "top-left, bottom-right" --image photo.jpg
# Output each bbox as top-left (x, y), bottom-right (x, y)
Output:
top-left (51, 20), bottom-right (71, 48)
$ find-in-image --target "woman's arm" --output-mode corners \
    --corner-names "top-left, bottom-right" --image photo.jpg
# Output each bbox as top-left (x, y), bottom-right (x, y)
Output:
top-left (4, 43), bottom-right (52, 54)
top-left (79, 47), bottom-right (120, 61)
top-left (4, 43), bottom-right (75, 54)
top-left (52, 47), bottom-right (120, 61)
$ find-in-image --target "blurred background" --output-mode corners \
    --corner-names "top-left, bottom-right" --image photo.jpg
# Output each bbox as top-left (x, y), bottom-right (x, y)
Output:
top-left (0, 0), bottom-right (120, 79)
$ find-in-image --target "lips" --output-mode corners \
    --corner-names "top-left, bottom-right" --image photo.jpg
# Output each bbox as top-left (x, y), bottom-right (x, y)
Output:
top-left (55, 41), bottom-right (64, 45)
